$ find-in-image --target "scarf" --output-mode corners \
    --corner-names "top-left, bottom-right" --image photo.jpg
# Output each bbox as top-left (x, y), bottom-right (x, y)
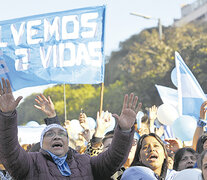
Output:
top-left (47, 151), bottom-right (71, 176)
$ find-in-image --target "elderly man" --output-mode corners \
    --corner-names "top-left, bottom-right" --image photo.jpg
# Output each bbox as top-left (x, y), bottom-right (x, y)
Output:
top-left (0, 78), bottom-right (140, 180)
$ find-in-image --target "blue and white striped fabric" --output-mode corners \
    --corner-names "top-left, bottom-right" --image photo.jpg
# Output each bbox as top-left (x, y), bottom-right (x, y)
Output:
top-left (163, 125), bottom-right (175, 139)
top-left (154, 85), bottom-right (176, 138)
top-left (155, 85), bottom-right (178, 108)
top-left (175, 51), bottom-right (206, 118)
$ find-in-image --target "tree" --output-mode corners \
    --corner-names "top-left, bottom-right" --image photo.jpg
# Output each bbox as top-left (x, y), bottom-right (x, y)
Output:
top-left (17, 93), bottom-right (46, 125)
top-left (106, 23), bottom-right (207, 108)
top-left (43, 84), bottom-right (99, 123)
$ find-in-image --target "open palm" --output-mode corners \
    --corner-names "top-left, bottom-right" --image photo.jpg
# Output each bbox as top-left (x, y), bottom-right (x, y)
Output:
top-left (113, 93), bottom-right (142, 131)
top-left (0, 78), bottom-right (22, 112)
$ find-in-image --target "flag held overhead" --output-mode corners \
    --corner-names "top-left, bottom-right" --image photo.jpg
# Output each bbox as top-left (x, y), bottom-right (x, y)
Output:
top-left (175, 51), bottom-right (206, 118)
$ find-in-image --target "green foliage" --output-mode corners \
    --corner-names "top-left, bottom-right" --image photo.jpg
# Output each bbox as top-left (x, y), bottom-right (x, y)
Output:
top-left (43, 84), bottom-right (99, 123)
top-left (106, 23), bottom-right (207, 108)
top-left (103, 80), bottom-right (127, 115)
top-left (17, 93), bottom-right (45, 125)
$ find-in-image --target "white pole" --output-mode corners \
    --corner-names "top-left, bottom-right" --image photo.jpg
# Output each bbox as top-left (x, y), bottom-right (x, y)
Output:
top-left (64, 83), bottom-right (67, 121)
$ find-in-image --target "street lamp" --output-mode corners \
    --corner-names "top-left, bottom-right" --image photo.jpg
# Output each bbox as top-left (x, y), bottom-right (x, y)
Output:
top-left (130, 12), bottom-right (162, 40)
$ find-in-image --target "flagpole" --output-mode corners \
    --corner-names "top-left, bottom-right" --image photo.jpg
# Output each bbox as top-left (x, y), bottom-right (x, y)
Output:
top-left (64, 83), bottom-right (67, 121)
top-left (99, 82), bottom-right (104, 114)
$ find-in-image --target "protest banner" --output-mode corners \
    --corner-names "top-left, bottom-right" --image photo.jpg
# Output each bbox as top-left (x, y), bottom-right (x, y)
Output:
top-left (0, 6), bottom-right (106, 91)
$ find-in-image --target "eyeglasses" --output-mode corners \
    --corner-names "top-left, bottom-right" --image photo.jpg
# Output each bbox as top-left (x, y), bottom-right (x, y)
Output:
top-left (44, 130), bottom-right (68, 138)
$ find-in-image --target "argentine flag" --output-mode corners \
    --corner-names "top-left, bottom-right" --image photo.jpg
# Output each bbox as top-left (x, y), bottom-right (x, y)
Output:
top-left (175, 52), bottom-right (206, 118)
top-left (155, 85), bottom-right (178, 108)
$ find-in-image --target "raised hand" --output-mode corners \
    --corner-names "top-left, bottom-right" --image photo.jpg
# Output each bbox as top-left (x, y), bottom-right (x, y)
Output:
top-left (79, 111), bottom-right (89, 130)
top-left (149, 105), bottom-right (158, 133)
top-left (113, 93), bottom-right (142, 131)
top-left (79, 129), bottom-right (91, 142)
top-left (149, 105), bottom-right (157, 121)
top-left (34, 94), bottom-right (56, 118)
top-left (97, 111), bottom-right (112, 130)
top-left (200, 101), bottom-right (207, 120)
top-left (0, 78), bottom-right (22, 112)
top-left (165, 138), bottom-right (182, 156)
top-left (94, 111), bottom-right (112, 138)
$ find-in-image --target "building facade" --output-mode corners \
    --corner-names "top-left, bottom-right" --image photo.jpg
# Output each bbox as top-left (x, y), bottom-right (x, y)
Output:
top-left (174, 0), bottom-right (207, 26)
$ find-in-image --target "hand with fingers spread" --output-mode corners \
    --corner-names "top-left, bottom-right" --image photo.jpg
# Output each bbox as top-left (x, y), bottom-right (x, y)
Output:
top-left (94, 111), bottom-right (113, 138)
top-left (34, 94), bottom-right (56, 118)
top-left (200, 101), bottom-right (207, 120)
top-left (113, 93), bottom-right (142, 131)
top-left (0, 78), bottom-right (22, 113)
top-left (97, 111), bottom-right (112, 131)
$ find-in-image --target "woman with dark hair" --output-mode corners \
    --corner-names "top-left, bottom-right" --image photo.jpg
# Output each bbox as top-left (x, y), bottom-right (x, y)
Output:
top-left (196, 135), bottom-right (207, 154)
top-left (199, 149), bottom-right (207, 180)
top-left (194, 135), bottom-right (207, 169)
top-left (173, 147), bottom-right (197, 171)
top-left (121, 133), bottom-right (177, 180)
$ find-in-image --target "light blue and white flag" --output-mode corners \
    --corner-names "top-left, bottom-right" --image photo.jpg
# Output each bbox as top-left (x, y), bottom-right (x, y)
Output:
top-left (155, 84), bottom-right (178, 108)
top-left (0, 6), bottom-right (106, 91)
top-left (175, 51), bottom-right (206, 118)
top-left (155, 85), bottom-right (177, 139)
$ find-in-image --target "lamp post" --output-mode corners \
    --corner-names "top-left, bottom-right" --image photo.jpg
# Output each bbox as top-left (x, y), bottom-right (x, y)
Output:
top-left (130, 12), bottom-right (162, 40)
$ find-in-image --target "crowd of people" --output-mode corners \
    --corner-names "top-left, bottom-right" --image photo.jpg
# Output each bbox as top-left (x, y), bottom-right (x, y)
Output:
top-left (0, 77), bottom-right (207, 179)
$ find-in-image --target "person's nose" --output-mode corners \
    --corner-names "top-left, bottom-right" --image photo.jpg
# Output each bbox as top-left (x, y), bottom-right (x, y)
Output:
top-left (187, 160), bottom-right (193, 164)
top-left (53, 133), bottom-right (61, 139)
top-left (149, 145), bottom-right (155, 152)
top-left (186, 158), bottom-right (193, 164)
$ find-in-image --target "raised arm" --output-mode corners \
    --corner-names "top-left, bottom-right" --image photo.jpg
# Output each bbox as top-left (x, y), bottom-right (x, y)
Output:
top-left (0, 78), bottom-right (31, 179)
top-left (85, 111), bottom-right (112, 156)
top-left (91, 93), bottom-right (141, 179)
top-left (192, 101), bottom-right (207, 150)
top-left (148, 105), bottom-right (157, 133)
top-left (78, 111), bottom-right (91, 142)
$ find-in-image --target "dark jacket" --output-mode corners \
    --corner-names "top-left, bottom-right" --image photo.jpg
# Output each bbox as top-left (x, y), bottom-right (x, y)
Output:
top-left (0, 111), bottom-right (134, 180)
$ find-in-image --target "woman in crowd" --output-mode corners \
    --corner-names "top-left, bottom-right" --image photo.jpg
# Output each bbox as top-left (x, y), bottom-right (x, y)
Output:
top-left (121, 133), bottom-right (177, 180)
top-left (199, 149), bottom-right (207, 180)
top-left (195, 135), bottom-right (207, 169)
top-left (197, 135), bottom-right (207, 154)
top-left (0, 78), bottom-right (138, 180)
top-left (173, 147), bottom-right (197, 171)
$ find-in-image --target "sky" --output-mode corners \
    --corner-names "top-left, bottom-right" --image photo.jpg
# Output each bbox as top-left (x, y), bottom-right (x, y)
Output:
top-left (0, 0), bottom-right (195, 100)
